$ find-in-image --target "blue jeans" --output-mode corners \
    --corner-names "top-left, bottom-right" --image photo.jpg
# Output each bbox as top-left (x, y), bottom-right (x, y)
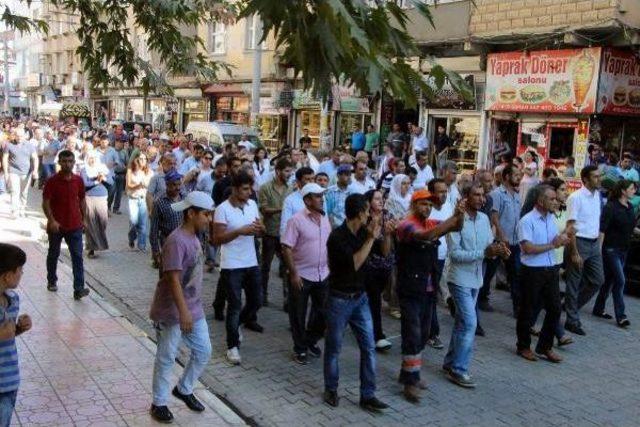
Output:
top-left (42, 164), bottom-right (56, 182)
top-left (47, 228), bottom-right (85, 292)
top-left (324, 293), bottom-right (376, 399)
top-left (593, 247), bottom-right (628, 322)
top-left (444, 284), bottom-right (478, 376)
top-left (152, 317), bottom-right (212, 406)
top-left (128, 197), bottom-right (148, 250)
top-left (222, 267), bottom-right (262, 349)
top-left (0, 389), bottom-right (17, 426)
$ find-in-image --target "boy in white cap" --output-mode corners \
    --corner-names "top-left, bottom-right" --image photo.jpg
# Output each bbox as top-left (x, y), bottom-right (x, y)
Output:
top-left (149, 191), bottom-right (214, 424)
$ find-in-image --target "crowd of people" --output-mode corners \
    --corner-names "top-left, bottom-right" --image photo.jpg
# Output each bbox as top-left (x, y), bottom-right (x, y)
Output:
top-left (0, 116), bottom-right (639, 424)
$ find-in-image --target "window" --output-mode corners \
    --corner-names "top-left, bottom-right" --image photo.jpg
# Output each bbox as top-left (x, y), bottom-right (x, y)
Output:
top-left (245, 15), bottom-right (265, 50)
top-left (210, 22), bottom-right (226, 54)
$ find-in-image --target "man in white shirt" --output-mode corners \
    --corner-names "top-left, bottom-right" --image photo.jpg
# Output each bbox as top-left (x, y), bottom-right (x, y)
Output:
top-left (563, 165), bottom-right (604, 336)
top-left (348, 161), bottom-right (376, 195)
top-left (172, 137), bottom-right (189, 167)
top-left (441, 161), bottom-right (460, 206)
top-left (410, 150), bottom-right (434, 190)
top-left (318, 149), bottom-right (342, 182)
top-left (411, 126), bottom-right (429, 155)
top-left (238, 133), bottom-right (256, 151)
top-left (212, 171), bottom-right (266, 365)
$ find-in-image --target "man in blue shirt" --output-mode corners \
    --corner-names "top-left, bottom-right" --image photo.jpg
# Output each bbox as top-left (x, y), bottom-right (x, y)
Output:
top-left (350, 125), bottom-right (365, 155)
top-left (516, 185), bottom-right (568, 363)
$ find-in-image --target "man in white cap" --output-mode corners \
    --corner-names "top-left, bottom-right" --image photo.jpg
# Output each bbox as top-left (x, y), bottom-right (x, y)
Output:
top-left (281, 183), bottom-right (331, 365)
top-left (149, 191), bottom-right (214, 424)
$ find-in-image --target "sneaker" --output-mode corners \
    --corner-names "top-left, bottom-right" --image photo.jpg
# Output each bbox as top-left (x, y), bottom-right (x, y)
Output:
top-left (226, 347), bottom-right (241, 365)
top-left (172, 387), bottom-right (205, 412)
top-left (446, 371), bottom-right (476, 388)
top-left (426, 336), bottom-right (444, 349)
top-left (47, 283), bottom-right (58, 292)
top-left (150, 404), bottom-right (174, 423)
top-left (73, 288), bottom-right (90, 300)
top-left (592, 311), bottom-right (613, 320)
top-left (323, 390), bottom-right (339, 407)
top-left (375, 338), bottom-right (392, 352)
top-left (618, 318), bottom-right (631, 328)
top-left (292, 352), bottom-right (308, 365)
top-left (308, 344), bottom-right (322, 358)
top-left (359, 396), bottom-right (389, 412)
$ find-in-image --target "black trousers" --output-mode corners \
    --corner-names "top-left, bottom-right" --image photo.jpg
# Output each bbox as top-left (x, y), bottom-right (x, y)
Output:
top-left (288, 278), bottom-right (328, 354)
top-left (398, 291), bottom-right (436, 385)
top-left (261, 235), bottom-right (284, 302)
top-left (516, 265), bottom-right (561, 353)
top-left (363, 268), bottom-right (391, 341)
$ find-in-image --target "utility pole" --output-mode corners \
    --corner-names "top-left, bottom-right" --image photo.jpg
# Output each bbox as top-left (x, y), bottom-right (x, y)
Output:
top-left (250, 15), bottom-right (263, 127)
top-left (3, 40), bottom-right (10, 115)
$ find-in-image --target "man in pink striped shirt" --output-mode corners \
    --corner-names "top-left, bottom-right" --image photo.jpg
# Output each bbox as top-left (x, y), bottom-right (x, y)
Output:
top-left (281, 183), bottom-right (331, 365)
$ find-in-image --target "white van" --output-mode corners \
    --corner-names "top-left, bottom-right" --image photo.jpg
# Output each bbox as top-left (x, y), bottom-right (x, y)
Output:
top-left (184, 121), bottom-right (261, 148)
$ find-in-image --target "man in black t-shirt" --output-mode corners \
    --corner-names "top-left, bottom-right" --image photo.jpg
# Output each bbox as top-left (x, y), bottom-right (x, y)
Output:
top-left (323, 194), bottom-right (389, 412)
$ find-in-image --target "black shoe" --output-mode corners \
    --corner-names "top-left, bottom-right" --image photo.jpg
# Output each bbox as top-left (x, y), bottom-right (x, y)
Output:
top-left (359, 396), bottom-right (389, 412)
top-left (324, 390), bottom-right (339, 407)
top-left (447, 297), bottom-right (456, 318)
top-left (475, 324), bottom-right (486, 337)
top-left (308, 344), bottom-right (322, 358)
top-left (150, 404), bottom-right (174, 423)
top-left (592, 311), bottom-right (613, 320)
top-left (47, 283), bottom-right (58, 292)
top-left (243, 322), bottom-right (264, 333)
top-left (618, 318), bottom-right (631, 328)
top-left (172, 387), bottom-right (205, 412)
top-left (446, 371), bottom-right (476, 388)
top-left (478, 300), bottom-right (494, 312)
top-left (565, 323), bottom-right (586, 336)
top-left (73, 288), bottom-right (90, 300)
top-left (293, 352), bottom-right (308, 365)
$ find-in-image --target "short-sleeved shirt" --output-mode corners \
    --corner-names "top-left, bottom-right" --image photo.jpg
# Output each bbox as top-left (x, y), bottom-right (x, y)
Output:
top-left (280, 190), bottom-right (305, 238)
top-left (149, 228), bottom-right (205, 325)
top-left (4, 141), bottom-right (35, 175)
top-left (43, 173), bottom-right (85, 232)
top-left (518, 208), bottom-right (558, 267)
top-left (259, 179), bottom-right (291, 237)
top-left (620, 167), bottom-right (639, 182)
top-left (490, 185), bottom-right (521, 245)
top-left (281, 208), bottom-right (331, 282)
top-left (566, 186), bottom-right (601, 239)
top-left (347, 177), bottom-right (376, 195)
top-left (0, 291), bottom-right (20, 393)
top-left (327, 222), bottom-right (369, 293)
top-left (214, 199), bottom-right (260, 269)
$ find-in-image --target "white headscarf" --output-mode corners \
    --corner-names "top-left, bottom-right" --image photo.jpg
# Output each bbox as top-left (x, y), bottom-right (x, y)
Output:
top-left (387, 173), bottom-right (411, 212)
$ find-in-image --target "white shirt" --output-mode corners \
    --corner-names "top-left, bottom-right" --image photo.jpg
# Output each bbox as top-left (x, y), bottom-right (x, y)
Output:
top-left (348, 177), bottom-right (376, 195)
top-left (172, 147), bottom-right (187, 166)
top-left (214, 199), bottom-right (260, 269)
top-left (238, 140), bottom-right (256, 151)
top-left (428, 201), bottom-right (454, 260)
top-left (446, 183), bottom-right (460, 206)
top-left (566, 186), bottom-right (601, 239)
top-left (412, 132), bottom-right (429, 153)
top-left (412, 164), bottom-right (434, 190)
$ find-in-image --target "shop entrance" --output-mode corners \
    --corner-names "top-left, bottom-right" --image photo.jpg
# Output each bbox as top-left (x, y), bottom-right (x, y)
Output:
top-left (393, 100), bottom-right (419, 133)
top-left (548, 126), bottom-right (576, 161)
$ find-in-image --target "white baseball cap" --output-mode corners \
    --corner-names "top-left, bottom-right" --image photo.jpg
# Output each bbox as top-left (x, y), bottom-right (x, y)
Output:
top-left (300, 183), bottom-right (326, 198)
top-left (171, 191), bottom-right (214, 212)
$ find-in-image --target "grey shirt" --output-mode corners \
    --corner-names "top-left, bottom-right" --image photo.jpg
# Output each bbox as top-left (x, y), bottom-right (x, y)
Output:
top-left (5, 141), bottom-right (36, 175)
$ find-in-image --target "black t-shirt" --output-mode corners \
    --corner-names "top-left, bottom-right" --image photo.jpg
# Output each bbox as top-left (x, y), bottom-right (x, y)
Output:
top-left (327, 222), bottom-right (369, 293)
top-left (601, 199), bottom-right (637, 250)
top-left (212, 176), bottom-right (232, 206)
top-left (435, 134), bottom-right (452, 154)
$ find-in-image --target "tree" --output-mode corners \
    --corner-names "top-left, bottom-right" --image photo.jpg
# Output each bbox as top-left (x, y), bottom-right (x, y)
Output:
top-left (2, 0), bottom-right (471, 103)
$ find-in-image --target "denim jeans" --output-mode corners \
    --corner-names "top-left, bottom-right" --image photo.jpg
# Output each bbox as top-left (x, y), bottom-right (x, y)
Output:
top-left (565, 238), bottom-right (604, 327)
top-left (0, 389), bottom-right (17, 426)
top-left (223, 267), bottom-right (262, 349)
top-left (324, 293), bottom-right (376, 399)
top-left (42, 164), bottom-right (56, 182)
top-left (111, 173), bottom-right (125, 212)
top-left (593, 247), bottom-right (628, 322)
top-left (363, 268), bottom-right (390, 341)
top-left (444, 283), bottom-right (478, 376)
top-left (152, 317), bottom-right (212, 406)
top-left (128, 197), bottom-right (148, 250)
top-left (47, 228), bottom-right (85, 292)
top-left (8, 172), bottom-right (31, 214)
top-left (289, 278), bottom-right (328, 354)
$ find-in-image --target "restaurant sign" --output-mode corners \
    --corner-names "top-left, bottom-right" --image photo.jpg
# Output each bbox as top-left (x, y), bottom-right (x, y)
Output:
top-left (486, 48), bottom-right (601, 114)
top-left (597, 48), bottom-right (640, 116)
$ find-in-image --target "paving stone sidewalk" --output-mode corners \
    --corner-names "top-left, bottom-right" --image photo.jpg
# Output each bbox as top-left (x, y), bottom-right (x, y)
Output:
top-left (0, 195), bottom-right (244, 427)
top-left (18, 190), bottom-right (640, 426)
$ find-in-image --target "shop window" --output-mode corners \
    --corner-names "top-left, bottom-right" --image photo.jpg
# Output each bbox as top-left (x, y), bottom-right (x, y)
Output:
top-left (337, 113), bottom-right (373, 147)
top-left (446, 117), bottom-right (480, 171)
top-left (548, 127), bottom-right (575, 160)
top-left (300, 111), bottom-right (321, 148)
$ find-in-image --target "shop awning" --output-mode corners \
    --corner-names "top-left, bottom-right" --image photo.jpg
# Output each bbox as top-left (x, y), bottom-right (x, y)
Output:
top-left (201, 83), bottom-right (245, 95)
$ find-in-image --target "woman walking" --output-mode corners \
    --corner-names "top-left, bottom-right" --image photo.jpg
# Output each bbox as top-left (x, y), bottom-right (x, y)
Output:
top-left (126, 152), bottom-right (154, 252)
top-left (592, 179), bottom-right (637, 328)
top-left (80, 151), bottom-right (111, 258)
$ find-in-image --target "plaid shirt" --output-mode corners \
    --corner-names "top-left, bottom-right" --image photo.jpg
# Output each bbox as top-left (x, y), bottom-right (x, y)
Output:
top-left (150, 195), bottom-right (183, 254)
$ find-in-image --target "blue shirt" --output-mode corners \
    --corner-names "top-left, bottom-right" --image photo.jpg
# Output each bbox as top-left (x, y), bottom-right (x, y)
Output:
top-left (178, 157), bottom-right (200, 175)
top-left (518, 208), bottom-right (558, 267)
top-left (280, 190), bottom-right (306, 238)
top-left (446, 211), bottom-right (494, 289)
top-left (490, 185), bottom-right (521, 245)
top-left (318, 160), bottom-right (339, 181)
top-left (0, 291), bottom-right (20, 393)
top-left (351, 131), bottom-right (365, 151)
top-left (325, 184), bottom-right (351, 228)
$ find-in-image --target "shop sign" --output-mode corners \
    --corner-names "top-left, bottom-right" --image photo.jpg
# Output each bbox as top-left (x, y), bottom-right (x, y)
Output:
top-left (574, 119), bottom-right (590, 172)
top-left (485, 48), bottom-right (601, 114)
top-left (259, 97), bottom-right (287, 114)
top-left (423, 74), bottom-right (476, 110)
top-left (597, 48), bottom-right (640, 116)
top-left (339, 97), bottom-right (370, 113)
top-left (165, 97), bottom-right (179, 113)
top-left (292, 90), bottom-right (321, 109)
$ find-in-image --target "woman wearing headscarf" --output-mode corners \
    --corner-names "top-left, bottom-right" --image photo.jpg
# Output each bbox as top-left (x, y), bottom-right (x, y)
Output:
top-left (80, 150), bottom-right (111, 258)
top-left (385, 174), bottom-right (412, 220)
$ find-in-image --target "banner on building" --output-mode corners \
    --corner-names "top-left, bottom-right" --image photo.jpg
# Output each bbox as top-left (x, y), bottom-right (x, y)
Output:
top-left (597, 48), bottom-right (640, 116)
top-left (422, 74), bottom-right (476, 110)
top-left (485, 48), bottom-right (601, 114)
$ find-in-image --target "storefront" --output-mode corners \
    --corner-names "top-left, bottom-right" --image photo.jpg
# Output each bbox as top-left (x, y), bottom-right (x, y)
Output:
top-left (179, 99), bottom-right (207, 131)
top-left (484, 47), bottom-right (601, 174)
top-left (256, 96), bottom-right (289, 153)
top-left (292, 90), bottom-right (325, 149)
top-left (332, 85), bottom-right (376, 147)
top-left (202, 83), bottom-right (250, 126)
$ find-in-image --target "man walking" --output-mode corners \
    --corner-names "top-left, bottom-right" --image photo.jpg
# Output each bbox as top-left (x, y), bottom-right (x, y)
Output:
top-left (150, 171), bottom-right (184, 273)
top-left (42, 150), bottom-right (90, 300)
top-left (2, 129), bottom-right (38, 218)
top-left (149, 191), bottom-right (214, 424)
top-left (324, 194), bottom-right (388, 412)
top-left (281, 183), bottom-right (331, 365)
top-left (516, 185), bottom-right (567, 363)
top-left (111, 138), bottom-right (129, 214)
top-left (564, 165), bottom-right (604, 335)
top-left (410, 150), bottom-right (434, 191)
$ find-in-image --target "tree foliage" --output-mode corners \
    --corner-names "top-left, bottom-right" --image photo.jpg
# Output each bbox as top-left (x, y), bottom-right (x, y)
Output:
top-left (2, 0), bottom-right (471, 103)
